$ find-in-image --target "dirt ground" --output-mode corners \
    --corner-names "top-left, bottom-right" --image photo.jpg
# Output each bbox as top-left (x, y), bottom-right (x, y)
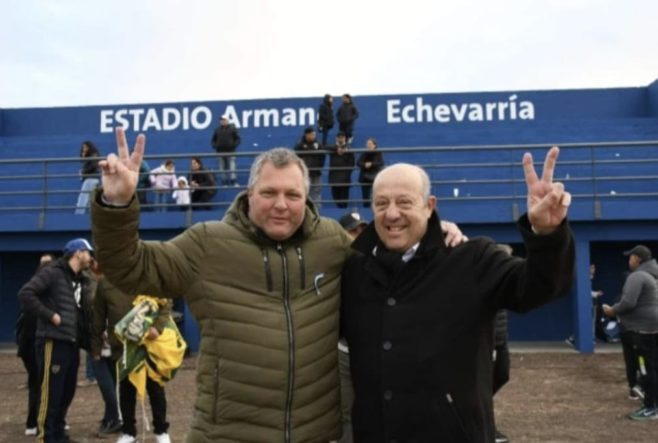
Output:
top-left (1, 346), bottom-right (657, 442)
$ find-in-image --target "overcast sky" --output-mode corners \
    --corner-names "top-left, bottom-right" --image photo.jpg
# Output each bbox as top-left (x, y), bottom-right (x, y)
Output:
top-left (2, 0), bottom-right (657, 109)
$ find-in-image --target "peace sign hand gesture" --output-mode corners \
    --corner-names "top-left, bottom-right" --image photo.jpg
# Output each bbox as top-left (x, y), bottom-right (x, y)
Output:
top-left (523, 146), bottom-right (571, 235)
top-left (98, 128), bottom-right (145, 205)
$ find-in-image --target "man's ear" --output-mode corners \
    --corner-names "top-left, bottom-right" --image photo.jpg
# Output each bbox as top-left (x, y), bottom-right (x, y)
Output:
top-left (427, 195), bottom-right (437, 213)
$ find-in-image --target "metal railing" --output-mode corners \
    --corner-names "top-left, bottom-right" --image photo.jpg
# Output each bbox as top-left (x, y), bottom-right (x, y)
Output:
top-left (0, 141), bottom-right (657, 220)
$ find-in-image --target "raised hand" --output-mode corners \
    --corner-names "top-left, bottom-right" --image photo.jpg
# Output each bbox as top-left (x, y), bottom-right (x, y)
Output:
top-left (99, 128), bottom-right (145, 205)
top-left (523, 146), bottom-right (571, 234)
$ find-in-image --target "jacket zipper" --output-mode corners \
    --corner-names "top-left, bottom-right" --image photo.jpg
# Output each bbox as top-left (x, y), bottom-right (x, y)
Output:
top-left (296, 246), bottom-right (305, 290)
top-left (262, 249), bottom-right (273, 292)
top-left (213, 363), bottom-right (220, 420)
top-left (277, 244), bottom-right (295, 443)
top-left (445, 393), bottom-right (471, 442)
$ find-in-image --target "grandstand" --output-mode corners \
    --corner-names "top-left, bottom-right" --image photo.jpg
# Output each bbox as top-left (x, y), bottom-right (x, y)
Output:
top-left (1, 79), bottom-right (658, 352)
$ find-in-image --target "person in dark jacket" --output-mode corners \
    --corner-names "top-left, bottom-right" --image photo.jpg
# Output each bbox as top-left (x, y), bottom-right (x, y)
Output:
top-left (188, 156), bottom-right (217, 210)
top-left (318, 94), bottom-right (335, 146)
top-left (210, 116), bottom-right (241, 186)
top-left (295, 127), bottom-right (325, 205)
top-left (328, 132), bottom-right (355, 208)
top-left (16, 253), bottom-right (55, 437)
top-left (75, 141), bottom-right (101, 214)
top-left (336, 94), bottom-right (359, 144)
top-left (603, 245), bottom-right (658, 420)
top-left (19, 238), bottom-right (95, 443)
top-left (356, 137), bottom-right (384, 207)
top-left (492, 244), bottom-right (513, 443)
top-left (137, 160), bottom-right (151, 209)
top-left (91, 277), bottom-right (172, 443)
top-left (341, 149), bottom-right (575, 443)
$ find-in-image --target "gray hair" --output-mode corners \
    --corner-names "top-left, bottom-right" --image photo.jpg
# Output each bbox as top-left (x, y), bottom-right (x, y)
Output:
top-left (248, 148), bottom-right (310, 194)
top-left (373, 163), bottom-right (432, 203)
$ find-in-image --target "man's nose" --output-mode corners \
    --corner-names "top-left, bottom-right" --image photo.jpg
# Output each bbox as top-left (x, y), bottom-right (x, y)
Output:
top-left (384, 204), bottom-right (401, 219)
top-left (273, 194), bottom-right (287, 209)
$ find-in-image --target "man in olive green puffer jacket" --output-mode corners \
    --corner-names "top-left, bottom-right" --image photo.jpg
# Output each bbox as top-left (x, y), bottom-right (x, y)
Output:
top-left (91, 129), bottom-right (462, 443)
top-left (92, 129), bottom-right (355, 443)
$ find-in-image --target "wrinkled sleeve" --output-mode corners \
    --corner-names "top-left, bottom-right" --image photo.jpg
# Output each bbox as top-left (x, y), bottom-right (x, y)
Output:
top-left (91, 191), bottom-right (205, 300)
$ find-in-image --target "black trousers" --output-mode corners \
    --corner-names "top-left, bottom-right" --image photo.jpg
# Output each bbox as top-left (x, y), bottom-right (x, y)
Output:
top-left (20, 347), bottom-right (41, 429)
top-left (119, 376), bottom-right (169, 436)
top-left (635, 332), bottom-right (658, 409)
top-left (36, 339), bottom-right (79, 443)
top-left (331, 185), bottom-right (350, 208)
top-left (621, 330), bottom-right (640, 388)
top-left (360, 183), bottom-right (372, 208)
top-left (493, 344), bottom-right (510, 395)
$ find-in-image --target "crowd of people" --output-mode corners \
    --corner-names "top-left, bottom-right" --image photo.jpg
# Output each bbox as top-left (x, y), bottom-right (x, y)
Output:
top-left (74, 94), bottom-right (382, 214)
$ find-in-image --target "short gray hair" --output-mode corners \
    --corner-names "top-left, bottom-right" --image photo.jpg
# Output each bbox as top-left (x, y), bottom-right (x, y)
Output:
top-left (373, 163), bottom-right (432, 203)
top-left (248, 148), bottom-right (310, 194)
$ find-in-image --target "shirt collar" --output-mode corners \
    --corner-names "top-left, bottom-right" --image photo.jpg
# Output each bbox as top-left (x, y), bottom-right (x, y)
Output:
top-left (371, 242), bottom-right (421, 263)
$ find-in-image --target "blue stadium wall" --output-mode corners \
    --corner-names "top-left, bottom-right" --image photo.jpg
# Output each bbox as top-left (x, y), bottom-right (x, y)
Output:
top-left (1, 80), bottom-right (658, 351)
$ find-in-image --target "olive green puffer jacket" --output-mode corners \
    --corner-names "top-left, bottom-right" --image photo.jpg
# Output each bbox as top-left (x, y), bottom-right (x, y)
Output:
top-left (92, 191), bottom-right (353, 443)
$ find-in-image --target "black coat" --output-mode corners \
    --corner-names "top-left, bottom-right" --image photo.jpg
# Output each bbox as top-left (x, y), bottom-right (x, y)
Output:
top-left (357, 151), bottom-right (384, 183)
top-left (328, 146), bottom-right (355, 186)
top-left (341, 212), bottom-right (575, 442)
top-left (336, 103), bottom-right (359, 130)
top-left (19, 258), bottom-right (94, 349)
top-left (295, 136), bottom-right (325, 177)
top-left (189, 169), bottom-right (217, 203)
top-left (211, 124), bottom-right (241, 152)
top-left (318, 101), bottom-right (334, 130)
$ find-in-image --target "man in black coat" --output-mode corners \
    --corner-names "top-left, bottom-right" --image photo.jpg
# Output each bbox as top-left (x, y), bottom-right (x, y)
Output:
top-left (341, 148), bottom-right (575, 442)
top-left (328, 132), bottom-right (355, 208)
top-left (295, 127), bottom-right (325, 205)
top-left (210, 116), bottom-right (241, 186)
top-left (19, 239), bottom-right (95, 443)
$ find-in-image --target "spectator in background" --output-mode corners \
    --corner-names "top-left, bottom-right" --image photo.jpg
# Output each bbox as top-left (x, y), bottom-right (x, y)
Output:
top-left (318, 94), bottom-right (335, 146)
top-left (19, 238), bottom-right (95, 443)
top-left (87, 262), bottom-right (123, 438)
top-left (137, 160), bottom-right (151, 209)
top-left (149, 160), bottom-right (176, 212)
top-left (211, 115), bottom-right (241, 186)
top-left (328, 132), bottom-right (355, 208)
top-left (295, 127), bottom-right (325, 205)
top-left (603, 245), bottom-right (658, 420)
top-left (565, 263), bottom-right (604, 347)
top-left (75, 141), bottom-right (101, 214)
top-left (493, 244), bottom-right (513, 443)
top-left (188, 156), bottom-right (217, 210)
top-left (336, 94), bottom-right (359, 145)
top-left (16, 252), bottom-right (55, 437)
top-left (357, 137), bottom-right (384, 207)
top-left (172, 176), bottom-right (191, 212)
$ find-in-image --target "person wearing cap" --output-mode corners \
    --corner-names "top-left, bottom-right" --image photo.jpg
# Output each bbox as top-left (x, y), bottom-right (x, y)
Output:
top-left (341, 150), bottom-right (575, 442)
top-left (294, 127), bottom-right (325, 205)
top-left (339, 212), bottom-right (368, 239)
top-left (211, 115), bottom-right (241, 186)
top-left (91, 129), bottom-right (465, 442)
top-left (328, 132), bottom-right (355, 208)
top-left (19, 238), bottom-right (95, 443)
top-left (603, 245), bottom-right (658, 420)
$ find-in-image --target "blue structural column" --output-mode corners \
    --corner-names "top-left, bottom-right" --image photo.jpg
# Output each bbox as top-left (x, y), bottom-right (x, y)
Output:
top-left (574, 239), bottom-right (594, 353)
